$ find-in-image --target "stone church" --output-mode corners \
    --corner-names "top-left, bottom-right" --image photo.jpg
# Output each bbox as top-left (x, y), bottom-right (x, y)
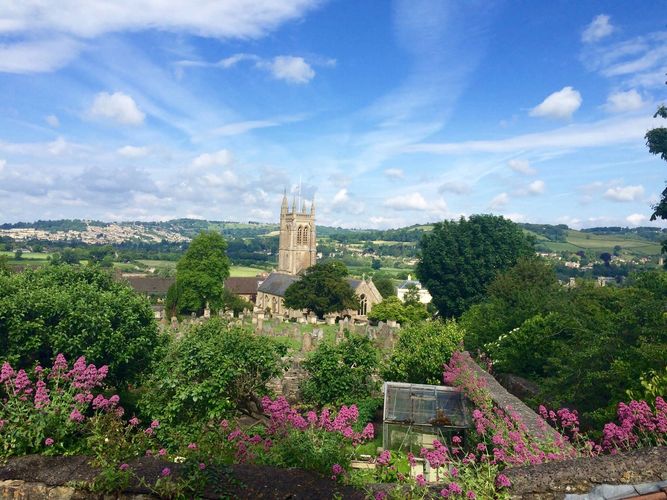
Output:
top-left (256, 193), bottom-right (382, 319)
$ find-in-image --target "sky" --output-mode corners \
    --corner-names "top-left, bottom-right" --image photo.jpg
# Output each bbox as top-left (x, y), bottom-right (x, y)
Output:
top-left (0, 0), bottom-right (666, 229)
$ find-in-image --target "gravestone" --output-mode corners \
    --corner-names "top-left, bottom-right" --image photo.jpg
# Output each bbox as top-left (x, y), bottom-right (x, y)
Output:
top-left (302, 332), bottom-right (312, 352)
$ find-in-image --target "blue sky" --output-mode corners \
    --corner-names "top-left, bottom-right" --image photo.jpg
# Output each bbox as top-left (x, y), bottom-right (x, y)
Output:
top-left (0, 0), bottom-right (666, 229)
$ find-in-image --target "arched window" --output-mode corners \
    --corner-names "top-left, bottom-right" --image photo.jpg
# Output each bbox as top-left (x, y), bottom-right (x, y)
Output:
top-left (297, 226), bottom-right (302, 245)
top-left (358, 293), bottom-right (367, 316)
top-left (303, 225), bottom-right (309, 245)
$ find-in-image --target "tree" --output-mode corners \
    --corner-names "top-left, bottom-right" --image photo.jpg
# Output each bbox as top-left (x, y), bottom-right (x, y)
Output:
top-left (382, 320), bottom-right (465, 385)
top-left (416, 214), bottom-right (535, 318)
top-left (461, 257), bottom-right (562, 352)
top-left (372, 275), bottom-right (396, 298)
top-left (13, 249), bottom-right (22, 260)
top-left (645, 102), bottom-right (667, 261)
top-left (0, 265), bottom-right (161, 386)
top-left (172, 231), bottom-right (230, 314)
top-left (371, 258), bottom-right (382, 270)
top-left (283, 261), bottom-right (358, 318)
top-left (141, 318), bottom-right (285, 428)
top-left (301, 331), bottom-right (379, 407)
top-left (368, 295), bottom-right (429, 325)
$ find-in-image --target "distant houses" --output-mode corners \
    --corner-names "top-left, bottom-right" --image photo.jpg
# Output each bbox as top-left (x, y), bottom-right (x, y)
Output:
top-left (396, 275), bottom-right (432, 305)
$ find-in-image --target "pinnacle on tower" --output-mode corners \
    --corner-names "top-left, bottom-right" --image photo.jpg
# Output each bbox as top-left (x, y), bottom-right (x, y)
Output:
top-left (281, 189), bottom-right (288, 213)
top-left (310, 195), bottom-right (315, 216)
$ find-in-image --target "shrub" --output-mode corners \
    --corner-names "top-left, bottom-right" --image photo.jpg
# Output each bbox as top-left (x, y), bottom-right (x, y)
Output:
top-left (301, 331), bottom-right (379, 407)
top-left (140, 319), bottom-right (286, 431)
top-left (382, 320), bottom-right (464, 385)
top-left (0, 265), bottom-right (160, 386)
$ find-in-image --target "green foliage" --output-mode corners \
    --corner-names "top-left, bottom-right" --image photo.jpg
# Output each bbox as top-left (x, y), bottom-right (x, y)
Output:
top-left (373, 275), bottom-right (396, 298)
top-left (141, 319), bottom-right (285, 430)
top-left (461, 257), bottom-right (561, 352)
top-left (283, 261), bottom-right (358, 318)
top-left (368, 296), bottom-right (429, 325)
top-left (221, 288), bottom-right (253, 315)
top-left (173, 231), bottom-right (231, 314)
top-left (627, 366), bottom-right (667, 402)
top-left (13, 249), bottom-right (22, 260)
top-left (382, 320), bottom-right (465, 385)
top-left (0, 265), bottom-right (160, 385)
top-left (301, 331), bottom-right (379, 406)
top-left (0, 255), bottom-right (8, 275)
top-left (416, 214), bottom-right (535, 318)
top-left (485, 280), bottom-right (667, 428)
top-left (645, 103), bottom-right (667, 255)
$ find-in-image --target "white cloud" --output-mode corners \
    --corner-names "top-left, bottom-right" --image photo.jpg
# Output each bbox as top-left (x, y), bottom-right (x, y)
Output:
top-left (384, 168), bottom-right (404, 179)
top-left (218, 53), bottom-right (260, 68)
top-left (0, 37), bottom-right (82, 73)
top-left (490, 192), bottom-right (509, 209)
top-left (530, 87), bottom-right (582, 119)
top-left (190, 149), bottom-right (234, 170)
top-left (90, 92), bottom-right (145, 125)
top-left (508, 158), bottom-right (536, 175)
top-left (260, 55), bottom-right (315, 84)
top-left (0, 1), bottom-right (319, 39)
top-left (626, 213), bottom-right (647, 226)
top-left (48, 137), bottom-right (67, 155)
top-left (331, 188), bottom-right (365, 215)
top-left (582, 14), bottom-right (614, 43)
top-left (439, 181), bottom-right (471, 195)
top-left (117, 145), bottom-right (149, 158)
top-left (0, 159), bottom-right (5, 172)
top-left (213, 120), bottom-right (278, 136)
top-left (604, 185), bottom-right (644, 202)
top-left (528, 180), bottom-right (545, 194)
top-left (45, 115), bottom-right (60, 127)
top-left (604, 89), bottom-right (645, 113)
top-left (407, 115), bottom-right (663, 155)
top-left (384, 192), bottom-right (429, 211)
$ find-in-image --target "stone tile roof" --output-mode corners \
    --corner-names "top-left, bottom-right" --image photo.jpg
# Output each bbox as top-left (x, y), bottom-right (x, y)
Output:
top-left (225, 277), bottom-right (261, 295)
top-left (257, 273), bottom-right (299, 296)
top-left (258, 274), bottom-right (365, 297)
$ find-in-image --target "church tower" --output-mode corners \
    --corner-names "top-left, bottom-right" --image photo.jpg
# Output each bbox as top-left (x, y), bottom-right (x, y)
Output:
top-left (277, 191), bottom-right (316, 275)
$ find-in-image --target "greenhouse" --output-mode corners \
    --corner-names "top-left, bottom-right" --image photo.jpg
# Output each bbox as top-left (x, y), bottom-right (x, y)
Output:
top-left (382, 382), bottom-right (471, 453)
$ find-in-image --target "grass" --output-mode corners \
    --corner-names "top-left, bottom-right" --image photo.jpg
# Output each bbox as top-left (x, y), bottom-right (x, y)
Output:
top-left (229, 265), bottom-right (267, 277)
top-left (0, 251), bottom-right (49, 260)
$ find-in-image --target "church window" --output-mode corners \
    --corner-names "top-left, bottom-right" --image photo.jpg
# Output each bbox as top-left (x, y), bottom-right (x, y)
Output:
top-left (297, 226), bottom-right (302, 245)
top-left (303, 225), bottom-right (309, 245)
top-left (358, 293), bottom-right (368, 316)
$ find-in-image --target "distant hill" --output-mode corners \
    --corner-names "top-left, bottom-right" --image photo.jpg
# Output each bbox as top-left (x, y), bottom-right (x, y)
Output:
top-left (0, 218), bottom-right (664, 258)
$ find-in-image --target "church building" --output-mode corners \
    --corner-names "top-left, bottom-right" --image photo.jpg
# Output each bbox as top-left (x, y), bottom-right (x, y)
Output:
top-left (256, 192), bottom-right (382, 319)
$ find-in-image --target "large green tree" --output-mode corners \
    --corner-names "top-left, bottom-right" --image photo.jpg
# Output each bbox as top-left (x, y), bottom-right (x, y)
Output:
top-left (168, 231), bottom-right (230, 314)
top-left (283, 261), bottom-right (358, 318)
top-left (0, 265), bottom-right (160, 385)
top-left (646, 102), bottom-right (667, 261)
top-left (416, 214), bottom-right (535, 318)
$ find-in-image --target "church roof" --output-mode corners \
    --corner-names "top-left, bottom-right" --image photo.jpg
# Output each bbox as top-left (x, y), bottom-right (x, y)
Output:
top-left (257, 273), bottom-right (370, 297)
top-left (257, 273), bottom-right (299, 296)
top-left (225, 277), bottom-right (261, 295)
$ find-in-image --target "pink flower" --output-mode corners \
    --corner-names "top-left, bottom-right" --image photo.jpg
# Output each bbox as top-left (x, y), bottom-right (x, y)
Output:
top-left (496, 474), bottom-right (511, 488)
top-left (375, 492), bottom-right (387, 500)
top-left (376, 450), bottom-right (391, 466)
top-left (452, 435), bottom-right (462, 444)
top-left (144, 428), bottom-right (154, 436)
top-left (416, 474), bottom-right (426, 486)
top-left (129, 417), bottom-right (140, 426)
top-left (161, 467), bottom-right (171, 477)
top-left (466, 491), bottom-right (476, 499)
top-left (198, 463), bottom-right (206, 470)
top-left (332, 464), bottom-right (343, 476)
top-left (187, 442), bottom-right (197, 450)
top-left (69, 409), bottom-right (85, 423)
top-left (158, 448), bottom-right (167, 456)
top-left (448, 482), bottom-right (462, 495)
top-left (220, 419), bottom-right (229, 429)
top-left (119, 464), bottom-right (129, 471)
top-left (150, 420), bottom-right (160, 429)
top-left (45, 437), bottom-right (54, 446)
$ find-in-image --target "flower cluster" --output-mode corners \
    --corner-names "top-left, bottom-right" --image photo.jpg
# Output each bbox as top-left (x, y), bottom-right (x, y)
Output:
top-left (601, 397), bottom-right (667, 452)
top-left (0, 354), bottom-right (121, 457)
top-left (261, 396), bottom-right (374, 445)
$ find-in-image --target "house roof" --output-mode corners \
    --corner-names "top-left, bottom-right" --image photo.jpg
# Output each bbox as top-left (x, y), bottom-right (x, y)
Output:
top-left (257, 273), bottom-right (299, 296)
top-left (225, 277), bottom-right (261, 295)
top-left (397, 280), bottom-right (421, 290)
top-left (125, 276), bottom-right (175, 295)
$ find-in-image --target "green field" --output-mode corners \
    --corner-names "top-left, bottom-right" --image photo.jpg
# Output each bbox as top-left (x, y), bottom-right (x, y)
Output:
top-left (528, 229), bottom-right (663, 256)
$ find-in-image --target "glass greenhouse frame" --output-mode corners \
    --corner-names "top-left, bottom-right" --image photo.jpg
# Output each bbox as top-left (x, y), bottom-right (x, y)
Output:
top-left (382, 382), bottom-right (470, 453)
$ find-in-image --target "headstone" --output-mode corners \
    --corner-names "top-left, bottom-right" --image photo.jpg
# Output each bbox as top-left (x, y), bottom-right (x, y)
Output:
top-left (387, 319), bottom-right (397, 328)
top-left (251, 313), bottom-right (258, 325)
top-left (203, 306), bottom-right (211, 319)
top-left (308, 314), bottom-right (317, 324)
top-left (298, 316), bottom-right (307, 324)
top-left (257, 315), bottom-right (264, 332)
top-left (302, 332), bottom-right (312, 352)
top-left (313, 328), bottom-right (324, 341)
top-left (170, 316), bottom-right (178, 328)
top-left (325, 314), bottom-right (336, 325)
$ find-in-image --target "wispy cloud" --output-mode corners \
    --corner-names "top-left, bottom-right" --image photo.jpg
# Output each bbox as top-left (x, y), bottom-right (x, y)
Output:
top-left (582, 14), bottom-right (614, 43)
top-left (406, 116), bottom-right (662, 155)
top-left (0, 37), bottom-right (82, 73)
